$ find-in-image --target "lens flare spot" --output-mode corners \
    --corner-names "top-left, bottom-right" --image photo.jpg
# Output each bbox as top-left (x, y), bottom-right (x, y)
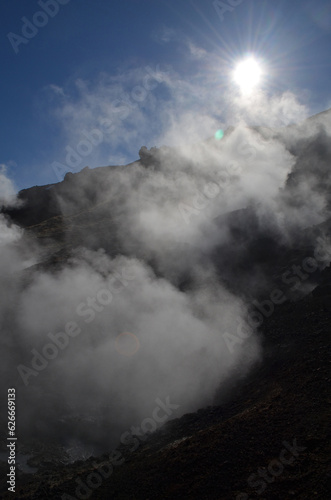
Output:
top-left (115, 332), bottom-right (140, 357)
top-left (215, 129), bottom-right (224, 141)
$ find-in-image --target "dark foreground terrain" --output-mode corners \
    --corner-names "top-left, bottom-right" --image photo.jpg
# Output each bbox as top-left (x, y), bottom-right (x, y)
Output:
top-left (1, 121), bottom-right (331, 498)
top-left (0, 260), bottom-right (330, 499)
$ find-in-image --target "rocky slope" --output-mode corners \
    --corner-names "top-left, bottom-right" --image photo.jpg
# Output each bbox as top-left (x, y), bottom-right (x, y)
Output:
top-left (1, 111), bottom-right (331, 499)
top-left (0, 285), bottom-right (330, 499)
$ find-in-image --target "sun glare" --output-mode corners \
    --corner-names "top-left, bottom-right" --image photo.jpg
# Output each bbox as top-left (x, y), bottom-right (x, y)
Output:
top-left (233, 57), bottom-right (263, 95)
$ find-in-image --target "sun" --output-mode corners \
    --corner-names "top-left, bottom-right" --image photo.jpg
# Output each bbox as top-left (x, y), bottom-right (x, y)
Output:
top-left (233, 57), bottom-right (263, 95)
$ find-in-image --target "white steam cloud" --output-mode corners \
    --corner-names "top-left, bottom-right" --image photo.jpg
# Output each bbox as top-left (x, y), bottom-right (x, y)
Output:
top-left (1, 48), bottom-right (331, 456)
top-left (0, 164), bottom-right (18, 208)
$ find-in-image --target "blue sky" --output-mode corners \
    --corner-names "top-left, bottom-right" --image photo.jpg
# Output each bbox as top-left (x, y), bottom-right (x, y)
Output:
top-left (1, 0), bottom-right (331, 191)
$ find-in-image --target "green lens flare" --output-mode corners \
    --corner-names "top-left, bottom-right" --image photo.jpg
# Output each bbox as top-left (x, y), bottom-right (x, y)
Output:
top-left (215, 129), bottom-right (224, 141)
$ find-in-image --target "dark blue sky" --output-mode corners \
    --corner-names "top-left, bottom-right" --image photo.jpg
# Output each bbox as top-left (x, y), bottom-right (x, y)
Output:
top-left (1, 0), bottom-right (331, 190)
